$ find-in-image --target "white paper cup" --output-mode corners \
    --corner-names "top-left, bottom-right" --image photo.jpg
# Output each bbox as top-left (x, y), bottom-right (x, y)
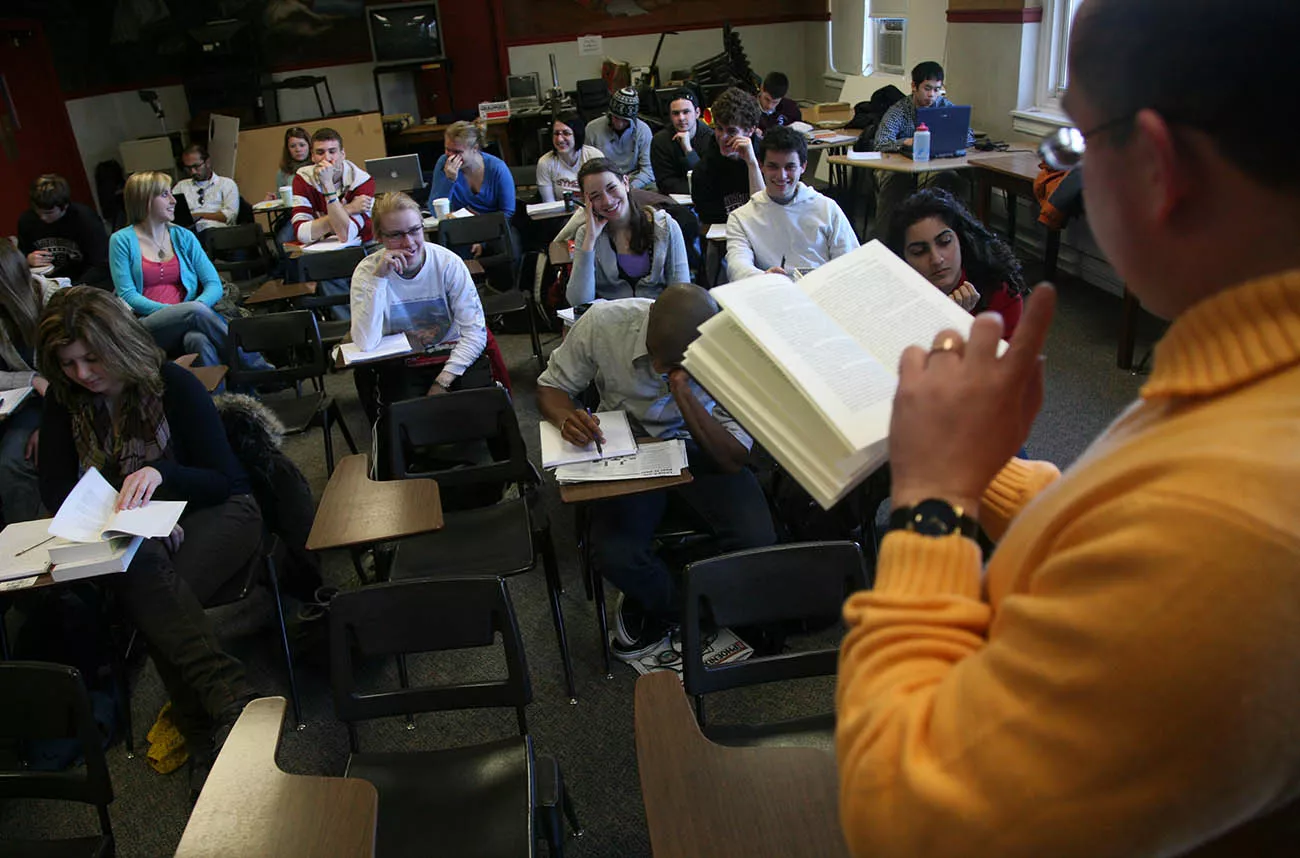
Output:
top-left (278, 186), bottom-right (293, 206)
top-left (432, 197), bottom-right (451, 218)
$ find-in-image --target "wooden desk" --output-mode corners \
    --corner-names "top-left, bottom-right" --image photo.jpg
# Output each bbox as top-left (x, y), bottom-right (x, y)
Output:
top-left (244, 278), bottom-right (318, 306)
top-left (332, 332), bottom-right (419, 370)
top-left (559, 470), bottom-right (692, 504)
top-left (305, 453), bottom-right (444, 551)
top-left (399, 117), bottom-right (513, 164)
top-left (967, 150), bottom-right (1061, 279)
top-left (173, 354), bottom-right (227, 392)
top-left (634, 671), bottom-right (848, 858)
top-left (176, 697), bottom-right (378, 858)
top-left (251, 200), bottom-right (290, 233)
top-left (827, 151), bottom-right (972, 175)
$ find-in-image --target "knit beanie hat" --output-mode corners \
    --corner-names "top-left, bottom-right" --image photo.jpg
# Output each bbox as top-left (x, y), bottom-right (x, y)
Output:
top-left (608, 87), bottom-right (640, 120)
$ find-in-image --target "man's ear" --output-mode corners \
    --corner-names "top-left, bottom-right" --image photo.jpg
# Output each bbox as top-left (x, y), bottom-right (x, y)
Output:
top-left (1132, 109), bottom-right (1190, 227)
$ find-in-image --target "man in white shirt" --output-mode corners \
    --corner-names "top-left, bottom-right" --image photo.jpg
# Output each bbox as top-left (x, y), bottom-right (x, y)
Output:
top-left (725, 126), bottom-right (859, 280)
top-left (174, 144), bottom-right (240, 238)
top-left (349, 191), bottom-right (490, 424)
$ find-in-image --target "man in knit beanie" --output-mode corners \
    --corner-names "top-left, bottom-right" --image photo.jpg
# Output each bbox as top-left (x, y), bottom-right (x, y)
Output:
top-left (584, 86), bottom-right (655, 189)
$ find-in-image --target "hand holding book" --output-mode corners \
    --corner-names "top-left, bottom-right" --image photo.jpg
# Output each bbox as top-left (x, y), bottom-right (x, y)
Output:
top-left (889, 286), bottom-right (1057, 516)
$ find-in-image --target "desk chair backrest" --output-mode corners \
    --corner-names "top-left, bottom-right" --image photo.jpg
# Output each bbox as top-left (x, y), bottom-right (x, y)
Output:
top-left (225, 309), bottom-right (329, 389)
top-left (437, 212), bottom-right (517, 293)
top-left (382, 387), bottom-right (531, 498)
top-left (329, 577), bottom-right (533, 744)
top-left (206, 222), bottom-right (272, 280)
top-left (682, 542), bottom-right (868, 708)
top-left (0, 661), bottom-right (115, 843)
top-left (295, 245), bottom-right (366, 283)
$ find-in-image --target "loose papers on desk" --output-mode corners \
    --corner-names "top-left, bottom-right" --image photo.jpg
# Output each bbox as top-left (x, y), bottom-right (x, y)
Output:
top-left (337, 334), bottom-right (414, 366)
top-left (540, 410), bottom-right (637, 468)
top-left (554, 439), bottom-right (688, 484)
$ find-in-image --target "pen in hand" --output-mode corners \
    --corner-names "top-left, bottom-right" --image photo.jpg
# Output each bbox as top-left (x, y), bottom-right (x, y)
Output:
top-left (780, 254), bottom-right (786, 271)
top-left (587, 407), bottom-right (603, 458)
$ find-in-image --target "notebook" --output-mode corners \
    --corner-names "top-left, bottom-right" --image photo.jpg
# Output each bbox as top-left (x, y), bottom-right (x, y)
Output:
top-left (539, 410), bottom-right (637, 469)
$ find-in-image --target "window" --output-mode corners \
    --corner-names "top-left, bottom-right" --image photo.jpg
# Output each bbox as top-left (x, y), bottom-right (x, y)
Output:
top-left (1036, 0), bottom-right (1084, 111)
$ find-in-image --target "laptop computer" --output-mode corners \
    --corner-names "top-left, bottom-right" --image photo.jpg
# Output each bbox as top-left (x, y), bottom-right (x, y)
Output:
top-left (915, 105), bottom-right (973, 158)
top-left (365, 154), bottom-right (426, 195)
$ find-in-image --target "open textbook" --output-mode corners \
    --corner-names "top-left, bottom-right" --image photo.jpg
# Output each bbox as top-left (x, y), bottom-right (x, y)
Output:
top-left (682, 240), bottom-right (992, 509)
top-left (49, 467), bottom-right (186, 545)
top-left (0, 518), bottom-right (143, 585)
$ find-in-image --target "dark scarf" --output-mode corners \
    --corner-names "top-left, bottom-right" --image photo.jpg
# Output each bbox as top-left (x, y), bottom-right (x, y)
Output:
top-left (70, 389), bottom-right (172, 483)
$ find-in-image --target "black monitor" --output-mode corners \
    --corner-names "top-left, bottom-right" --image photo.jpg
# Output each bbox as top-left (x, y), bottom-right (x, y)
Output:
top-left (367, 2), bottom-right (445, 66)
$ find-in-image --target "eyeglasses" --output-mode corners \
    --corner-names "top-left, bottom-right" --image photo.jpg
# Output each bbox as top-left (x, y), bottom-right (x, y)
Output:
top-left (1038, 114), bottom-right (1133, 171)
top-left (380, 225), bottom-right (424, 241)
top-left (195, 187), bottom-right (206, 206)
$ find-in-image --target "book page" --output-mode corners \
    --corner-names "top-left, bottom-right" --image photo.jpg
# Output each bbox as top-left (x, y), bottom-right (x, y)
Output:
top-left (48, 467), bottom-right (119, 542)
top-left (539, 410), bottom-right (637, 468)
top-left (800, 241), bottom-right (984, 372)
top-left (340, 334), bottom-right (413, 365)
top-left (707, 276), bottom-right (897, 449)
top-left (105, 501), bottom-right (186, 540)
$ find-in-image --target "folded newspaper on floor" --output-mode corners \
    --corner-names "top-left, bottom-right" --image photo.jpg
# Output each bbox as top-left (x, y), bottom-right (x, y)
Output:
top-left (682, 240), bottom-right (993, 510)
top-left (627, 626), bottom-right (753, 678)
top-left (553, 439), bottom-right (688, 484)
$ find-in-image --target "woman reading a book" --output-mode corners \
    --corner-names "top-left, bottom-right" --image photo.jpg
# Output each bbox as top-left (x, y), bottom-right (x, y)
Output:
top-left (888, 188), bottom-right (1027, 337)
top-left (109, 171), bottom-right (273, 373)
top-left (0, 243), bottom-right (57, 523)
top-left (567, 158), bottom-right (691, 307)
top-left (36, 286), bottom-right (260, 796)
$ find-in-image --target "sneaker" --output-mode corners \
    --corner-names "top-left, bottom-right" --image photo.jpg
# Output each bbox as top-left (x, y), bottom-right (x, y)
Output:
top-left (612, 592), bottom-right (646, 647)
top-left (610, 618), bottom-right (672, 663)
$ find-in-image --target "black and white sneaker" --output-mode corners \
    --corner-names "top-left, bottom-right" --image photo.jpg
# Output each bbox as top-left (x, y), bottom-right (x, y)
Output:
top-left (611, 593), bottom-right (673, 662)
top-left (613, 592), bottom-right (645, 647)
top-left (610, 620), bottom-right (672, 663)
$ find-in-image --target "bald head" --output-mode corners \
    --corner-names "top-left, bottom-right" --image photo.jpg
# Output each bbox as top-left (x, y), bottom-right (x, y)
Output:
top-left (646, 283), bottom-right (719, 369)
top-left (1070, 0), bottom-right (1299, 192)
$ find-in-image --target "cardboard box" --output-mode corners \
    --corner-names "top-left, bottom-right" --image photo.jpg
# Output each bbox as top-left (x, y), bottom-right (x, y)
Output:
top-left (804, 102), bottom-right (853, 125)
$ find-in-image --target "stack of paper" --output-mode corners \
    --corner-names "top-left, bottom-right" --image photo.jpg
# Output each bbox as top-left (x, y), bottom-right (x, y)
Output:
top-left (539, 410), bottom-right (636, 468)
top-left (301, 236), bottom-right (362, 253)
top-left (668, 193), bottom-right (693, 206)
top-left (526, 201), bottom-right (567, 217)
top-left (0, 386), bottom-right (33, 417)
top-left (554, 440), bottom-right (687, 484)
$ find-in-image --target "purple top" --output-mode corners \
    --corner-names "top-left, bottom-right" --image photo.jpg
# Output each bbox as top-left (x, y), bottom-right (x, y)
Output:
top-left (616, 251), bottom-right (652, 281)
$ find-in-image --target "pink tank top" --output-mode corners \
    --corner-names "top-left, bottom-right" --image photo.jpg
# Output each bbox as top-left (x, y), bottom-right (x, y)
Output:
top-left (141, 255), bottom-right (186, 305)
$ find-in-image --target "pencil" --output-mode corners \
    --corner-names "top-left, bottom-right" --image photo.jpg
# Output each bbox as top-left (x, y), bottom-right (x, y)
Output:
top-left (15, 534), bottom-right (55, 557)
top-left (586, 407), bottom-right (603, 458)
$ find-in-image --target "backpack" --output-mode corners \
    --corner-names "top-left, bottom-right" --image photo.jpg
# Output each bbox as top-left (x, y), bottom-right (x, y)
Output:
top-left (851, 85), bottom-right (907, 152)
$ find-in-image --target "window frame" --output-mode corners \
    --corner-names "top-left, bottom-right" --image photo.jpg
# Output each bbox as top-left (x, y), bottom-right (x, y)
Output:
top-left (1034, 0), bottom-right (1082, 112)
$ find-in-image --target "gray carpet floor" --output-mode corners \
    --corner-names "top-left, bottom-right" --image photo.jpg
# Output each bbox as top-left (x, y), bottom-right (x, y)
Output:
top-left (0, 266), bottom-right (1166, 857)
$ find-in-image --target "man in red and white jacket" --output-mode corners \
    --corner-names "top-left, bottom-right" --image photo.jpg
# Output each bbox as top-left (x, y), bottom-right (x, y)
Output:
top-left (290, 127), bottom-right (376, 246)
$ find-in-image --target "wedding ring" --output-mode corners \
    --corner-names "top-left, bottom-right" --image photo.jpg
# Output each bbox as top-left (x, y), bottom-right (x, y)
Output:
top-left (931, 336), bottom-right (959, 355)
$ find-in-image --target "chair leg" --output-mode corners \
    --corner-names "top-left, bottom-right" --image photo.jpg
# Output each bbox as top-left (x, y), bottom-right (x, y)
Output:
top-left (527, 295), bottom-right (545, 372)
top-left (576, 508), bottom-right (593, 601)
top-left (539, 526), bottom-right (577, 703)
top-left (561, 778), bottom-right (584, 840)
top-left (321, 410), bottom-right (336, 475)
top-left (330, 400), bottom-right (359, 454)
top-left (592, 572), bottom-right (612, 680)
top-left (107, 618), bottom-right (136, 758)
top-left (265, 552), bottom-right (304, 730)
top-left (396, 654), bottom-right (415, 730)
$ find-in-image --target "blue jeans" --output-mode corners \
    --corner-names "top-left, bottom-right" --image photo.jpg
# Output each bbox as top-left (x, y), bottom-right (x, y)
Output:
top-left (587, 442), bottom-right (776, 621)
top-left (0, 401), bottom-right (43, 523)
top-left (139, 302), bottom-right (274, 371)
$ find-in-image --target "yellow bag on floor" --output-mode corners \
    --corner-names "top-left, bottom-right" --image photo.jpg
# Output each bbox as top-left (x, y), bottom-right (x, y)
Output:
top-left (145, 702), bottom-right (189, 774)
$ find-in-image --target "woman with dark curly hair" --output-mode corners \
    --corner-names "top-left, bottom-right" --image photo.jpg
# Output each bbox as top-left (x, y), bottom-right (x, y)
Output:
top-left (887, 188), bottom-right (1027, 337)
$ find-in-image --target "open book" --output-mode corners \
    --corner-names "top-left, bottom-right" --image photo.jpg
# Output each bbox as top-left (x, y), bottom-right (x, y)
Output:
top-left (0, 518), bottom-right (144, 585)
top-left (49, 467), bottom-right (186, 545)
top-left (682, 240), bottom-right (994, 509)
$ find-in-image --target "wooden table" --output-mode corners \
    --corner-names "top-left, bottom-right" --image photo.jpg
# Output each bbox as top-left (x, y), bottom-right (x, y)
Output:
top-left (251, 200), bottom-right (290, 233)
top-left (305, 453), bottom-right (444, 551)
top-left (634, 671), bottom-right (849, 858)
top-left (176, 697), bottom-right (378, 858)
top-left (244, 278), bottom-right (318, 306)
top-left (827, 151), bottom-right (972, 176)
top-left (558, 469), bottom-right (692, 504)
top-left (967, 150), bottom-right (1061, 279)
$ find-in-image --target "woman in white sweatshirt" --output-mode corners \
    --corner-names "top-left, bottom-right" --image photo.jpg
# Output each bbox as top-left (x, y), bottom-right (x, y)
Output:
top-left (567, 158), bottom-right (691, 307)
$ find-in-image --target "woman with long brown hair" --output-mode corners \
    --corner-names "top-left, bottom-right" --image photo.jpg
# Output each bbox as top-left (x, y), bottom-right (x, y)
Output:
top-left (36, 286), bottom-right (260, 796)
top-left (0, 242), bottom-right (56, 523)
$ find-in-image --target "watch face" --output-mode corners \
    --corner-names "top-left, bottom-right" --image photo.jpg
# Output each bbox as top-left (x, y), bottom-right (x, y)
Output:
top-left (910, 499), bottom-right (959, 536)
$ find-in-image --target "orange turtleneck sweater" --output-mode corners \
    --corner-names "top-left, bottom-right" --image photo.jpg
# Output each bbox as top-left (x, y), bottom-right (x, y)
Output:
top-left (836, 271), bottom-right (1300, 858)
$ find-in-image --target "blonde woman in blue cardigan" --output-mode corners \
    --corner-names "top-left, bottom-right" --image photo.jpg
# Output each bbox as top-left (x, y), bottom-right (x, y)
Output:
top-left (109, 171), bottom-right (271, 370)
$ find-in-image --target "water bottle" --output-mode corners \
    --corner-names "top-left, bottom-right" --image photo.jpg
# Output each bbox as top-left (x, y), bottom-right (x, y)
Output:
top-left (913, 123), bottom-right (931, 162)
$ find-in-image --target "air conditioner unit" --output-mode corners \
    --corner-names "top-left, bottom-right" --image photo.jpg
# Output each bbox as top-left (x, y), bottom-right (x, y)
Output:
top-left (873, 18), bottom-right (907, 76)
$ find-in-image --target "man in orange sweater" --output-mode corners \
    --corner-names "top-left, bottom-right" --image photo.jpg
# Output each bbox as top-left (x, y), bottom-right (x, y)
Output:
top-left (836, 1), bottom-right (1300, 856)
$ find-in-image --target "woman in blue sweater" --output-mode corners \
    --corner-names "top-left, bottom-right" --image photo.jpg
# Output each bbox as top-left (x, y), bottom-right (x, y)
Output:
top-left (430, 120), bottom-right (516, 218)
top-left (109, 171), bottom-right (270, 370)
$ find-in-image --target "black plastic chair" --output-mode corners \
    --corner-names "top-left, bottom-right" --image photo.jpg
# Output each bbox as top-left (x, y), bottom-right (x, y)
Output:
top-left (329, 577), bottom-right (582, 858)
top-left (224, 310), bottom-right (358, 475)
top-left (0, 661), bottom-right (115, 858)
top-left (378, 388), bottom-right (577, 702)
top-left (289, 245), bottom-right (366, 346)
top-left (437, 213), bottom-right (544, 372)
top-left (680, 541), bottom-right (869, 748)
top-left (206, 223), bottom-right (273, 292)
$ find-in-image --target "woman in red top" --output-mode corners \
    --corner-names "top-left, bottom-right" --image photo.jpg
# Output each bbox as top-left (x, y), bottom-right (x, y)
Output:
top-left (888, 188), bottom-right (1027, 337)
